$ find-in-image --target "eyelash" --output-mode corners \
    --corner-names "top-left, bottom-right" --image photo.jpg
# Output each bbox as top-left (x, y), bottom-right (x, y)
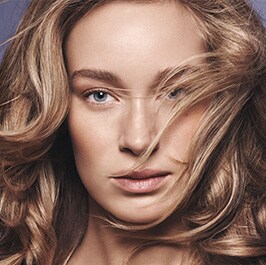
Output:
top-left (82, 86), bottom-right (184, 106)
top-left (166, 87), bottom-right (184, 100)
top-left (155, 87), bottom-right (184, 101)
top-left (83, 88), bottom-right (118, 105)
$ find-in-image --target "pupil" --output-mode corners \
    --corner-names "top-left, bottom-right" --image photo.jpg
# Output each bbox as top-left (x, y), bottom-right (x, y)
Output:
top-left (170, 90), bottom-right (178, 98)
top-left (94, 92), bottom-right (107, 102)
top-left (169, 89), bottom-right (182, 99)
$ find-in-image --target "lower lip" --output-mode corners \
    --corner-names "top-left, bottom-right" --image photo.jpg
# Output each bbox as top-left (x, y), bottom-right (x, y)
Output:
top-left (111, 175), bottom-right (169, 193)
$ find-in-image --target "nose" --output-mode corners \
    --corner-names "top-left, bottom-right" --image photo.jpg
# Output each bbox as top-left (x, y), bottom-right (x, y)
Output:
top-left (119, 99), bottom-right (158, 156)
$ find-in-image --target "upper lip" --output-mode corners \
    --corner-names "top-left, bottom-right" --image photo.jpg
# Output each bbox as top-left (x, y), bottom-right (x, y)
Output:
top-left (113, 169), bottom-right (170, 180)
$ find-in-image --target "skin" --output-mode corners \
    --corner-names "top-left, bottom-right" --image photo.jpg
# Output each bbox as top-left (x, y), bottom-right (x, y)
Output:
top-left (65, 1), bottom-right (209, 264)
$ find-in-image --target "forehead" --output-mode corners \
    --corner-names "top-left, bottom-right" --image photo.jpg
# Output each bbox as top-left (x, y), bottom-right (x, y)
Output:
top-left (65, 1), bottom-right (204, 88)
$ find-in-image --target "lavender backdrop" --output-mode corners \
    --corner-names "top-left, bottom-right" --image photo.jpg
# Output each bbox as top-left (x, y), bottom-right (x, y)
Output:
top-left (0, 0), bottom-right (266, 60)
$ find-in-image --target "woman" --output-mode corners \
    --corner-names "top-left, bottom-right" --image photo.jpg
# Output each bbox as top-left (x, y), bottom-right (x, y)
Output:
top-left (0, 0), bottom-right (265, 264)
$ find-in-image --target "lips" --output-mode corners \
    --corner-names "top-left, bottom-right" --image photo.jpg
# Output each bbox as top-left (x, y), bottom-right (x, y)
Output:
top-left (110, 169), bottom-right (170, 193)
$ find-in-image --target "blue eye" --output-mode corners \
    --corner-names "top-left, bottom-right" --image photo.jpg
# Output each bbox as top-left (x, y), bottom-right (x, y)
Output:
top-left (92, 91), bottom-right (108, 102)
top-left (84, 89), bottom-right (116, 104)
top-left (167, 88), bottom-right (184, 100)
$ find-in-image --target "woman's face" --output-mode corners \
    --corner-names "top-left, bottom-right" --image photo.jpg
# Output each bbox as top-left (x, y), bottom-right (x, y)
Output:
top-left (66, 1), bottom-right (208, 223)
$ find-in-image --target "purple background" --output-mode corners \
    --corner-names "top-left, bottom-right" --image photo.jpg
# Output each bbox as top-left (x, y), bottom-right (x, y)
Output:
top-left (0, 0), bottom-right (266, 60)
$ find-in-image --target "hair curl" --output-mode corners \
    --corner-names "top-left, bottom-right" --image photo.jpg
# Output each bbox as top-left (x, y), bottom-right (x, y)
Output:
top-left (0, 0), bottom-right (265, 264)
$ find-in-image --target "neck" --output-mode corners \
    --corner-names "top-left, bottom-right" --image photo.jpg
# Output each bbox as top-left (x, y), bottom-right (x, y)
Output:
top-left (68, 201), bottom-right (186, 265)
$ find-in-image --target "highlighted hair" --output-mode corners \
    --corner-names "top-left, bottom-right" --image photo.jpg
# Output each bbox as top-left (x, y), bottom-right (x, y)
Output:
top-left (0, 0), bottom-right (265, 264)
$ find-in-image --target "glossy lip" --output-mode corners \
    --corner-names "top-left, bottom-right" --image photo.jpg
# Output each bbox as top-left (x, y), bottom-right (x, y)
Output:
top-left (110, 169), bottom-right (171, 193)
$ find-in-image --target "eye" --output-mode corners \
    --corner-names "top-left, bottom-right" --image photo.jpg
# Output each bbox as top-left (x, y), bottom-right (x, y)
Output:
top-left (167, 88), bottom-right (184, 100)
top-left (83, 89), bottom-right (117, 104)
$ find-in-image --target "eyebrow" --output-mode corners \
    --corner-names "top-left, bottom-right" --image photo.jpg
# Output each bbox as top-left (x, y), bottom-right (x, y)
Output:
top-left (71, 68), bottom-right (124, 88)
top-left (70, 66), bottom-right (192, 89)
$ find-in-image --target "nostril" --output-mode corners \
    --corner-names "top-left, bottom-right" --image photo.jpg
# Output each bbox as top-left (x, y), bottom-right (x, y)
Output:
top-left (120, 146), bottom-right (142, 156)
top-left (119, 140), bottom-right (159, 157)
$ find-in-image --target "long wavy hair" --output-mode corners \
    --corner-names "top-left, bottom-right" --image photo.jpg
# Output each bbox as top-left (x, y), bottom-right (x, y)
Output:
top-left (0, 0), bottom-right (265, 264)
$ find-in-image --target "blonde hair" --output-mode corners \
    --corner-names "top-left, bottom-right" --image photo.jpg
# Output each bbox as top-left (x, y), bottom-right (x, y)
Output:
top-left (0, 0), bottom-right (265, 264)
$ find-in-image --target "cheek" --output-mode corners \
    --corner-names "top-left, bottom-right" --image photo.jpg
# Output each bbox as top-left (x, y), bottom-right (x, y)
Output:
top-left (163, 101), bottom-right (208, 160)
top-left (68, 114), bottom-right (98, 159)
top-left (67, 102), bottom-right (108, 170)
top-left (67, 95), bottom-right (121, 178)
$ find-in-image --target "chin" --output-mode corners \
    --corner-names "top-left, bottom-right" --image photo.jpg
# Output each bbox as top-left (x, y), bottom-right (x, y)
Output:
top-left (109, 208), bottom-right (167, 225)
top-left (91, 197), bottom-right (171, 225)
